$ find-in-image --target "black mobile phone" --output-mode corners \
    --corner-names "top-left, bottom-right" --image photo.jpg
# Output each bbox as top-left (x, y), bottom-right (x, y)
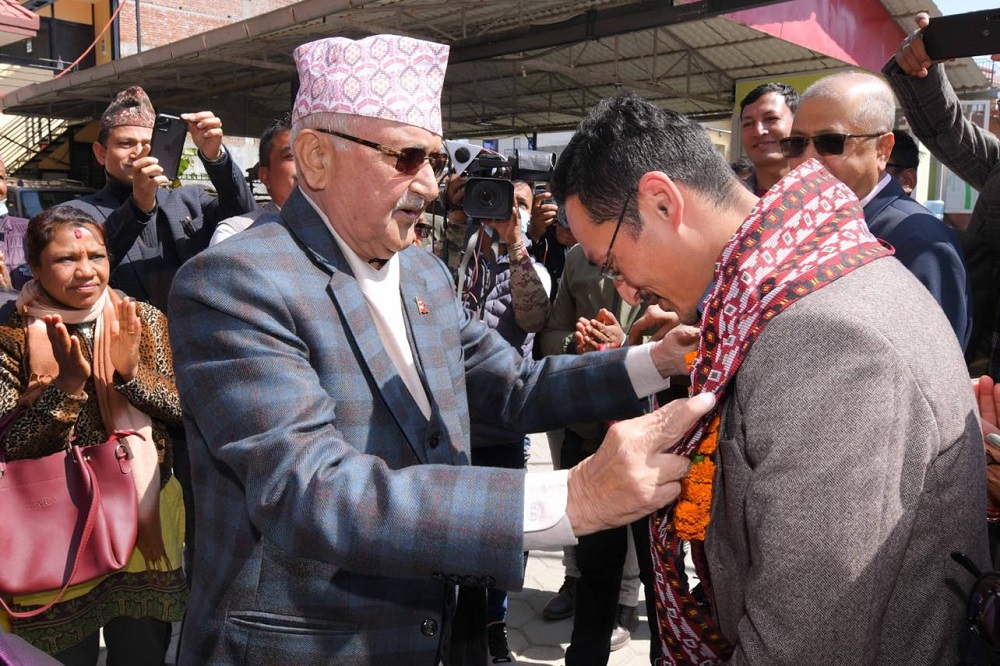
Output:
top-left (149, 113), bottom-right (187, 181)
top-left (921, 9), bottom-right (1000, 61)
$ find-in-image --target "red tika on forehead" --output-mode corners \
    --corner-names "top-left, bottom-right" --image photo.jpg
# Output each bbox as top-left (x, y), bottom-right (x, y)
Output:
top-left (74, 228), bottom-right (83, 239)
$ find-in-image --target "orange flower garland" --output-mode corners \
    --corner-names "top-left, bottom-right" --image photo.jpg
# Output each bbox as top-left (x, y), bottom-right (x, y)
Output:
top-left (673, 351), bottom-right (719, 541)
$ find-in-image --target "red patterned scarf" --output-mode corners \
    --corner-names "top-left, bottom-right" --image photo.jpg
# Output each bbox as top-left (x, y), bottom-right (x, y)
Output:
top-left (650, 160), bottom-right (892, 664)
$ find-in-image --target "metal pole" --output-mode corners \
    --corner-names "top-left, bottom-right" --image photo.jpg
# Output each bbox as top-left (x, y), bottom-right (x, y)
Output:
top-left (110, 0), bottom-right (120, 60)
top-left (135, 0), bottom-right (141, 53)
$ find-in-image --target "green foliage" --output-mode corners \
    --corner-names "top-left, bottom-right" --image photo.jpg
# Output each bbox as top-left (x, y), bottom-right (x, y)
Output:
top-left (172, 147), bottom-right (198, 188)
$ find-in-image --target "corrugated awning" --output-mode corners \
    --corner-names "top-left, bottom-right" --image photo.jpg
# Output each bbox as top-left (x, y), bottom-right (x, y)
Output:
top-left (0, 0), bottom-right (990, 139)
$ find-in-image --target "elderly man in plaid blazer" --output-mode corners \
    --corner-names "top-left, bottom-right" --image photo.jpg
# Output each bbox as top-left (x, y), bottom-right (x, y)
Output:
top-left (168, 35), bottom-right (704, 665)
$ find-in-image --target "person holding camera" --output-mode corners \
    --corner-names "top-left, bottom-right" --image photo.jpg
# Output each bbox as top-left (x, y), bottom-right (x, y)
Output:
top-left (887, 13), bottom-right (1000, 581)
top-left (884, 12), bottom-right (1000, 379)
top-left (58, 86), bottom-right (255, 314)
top-left (455, 178), bottom-right (550, 662)
top-left (527, 189), bottom-right (575, 301)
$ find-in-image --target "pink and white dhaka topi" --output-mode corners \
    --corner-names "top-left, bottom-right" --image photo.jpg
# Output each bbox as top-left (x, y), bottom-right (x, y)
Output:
top-left (291, 34), bottom-right (449, 136)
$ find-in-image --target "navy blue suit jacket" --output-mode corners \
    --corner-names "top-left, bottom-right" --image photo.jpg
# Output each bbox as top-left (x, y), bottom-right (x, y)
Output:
top-left (168, 188), bottom-right (645, 665)
top-left (863, 177), bottom-right (971, 350)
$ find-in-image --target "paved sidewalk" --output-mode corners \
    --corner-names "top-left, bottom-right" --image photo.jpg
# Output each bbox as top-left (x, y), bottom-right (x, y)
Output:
top-left (505, 432), bottom-right (651, 665)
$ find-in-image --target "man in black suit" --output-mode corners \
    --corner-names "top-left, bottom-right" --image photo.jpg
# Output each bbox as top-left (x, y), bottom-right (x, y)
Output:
top-left (783, 71), bottom-right (971, 351)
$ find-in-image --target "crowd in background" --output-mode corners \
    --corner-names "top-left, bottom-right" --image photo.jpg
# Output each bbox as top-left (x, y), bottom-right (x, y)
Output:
top-left (0, 10), bottom-right (998, 666)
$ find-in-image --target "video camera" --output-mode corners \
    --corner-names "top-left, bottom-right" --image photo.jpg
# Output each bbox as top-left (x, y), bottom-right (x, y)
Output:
top-left (444, 140), bottom-right (556, 220)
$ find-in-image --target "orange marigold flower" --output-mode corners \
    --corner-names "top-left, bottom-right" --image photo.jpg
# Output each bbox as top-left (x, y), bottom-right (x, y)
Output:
top-left (674, 413), bottom-right (720, 541)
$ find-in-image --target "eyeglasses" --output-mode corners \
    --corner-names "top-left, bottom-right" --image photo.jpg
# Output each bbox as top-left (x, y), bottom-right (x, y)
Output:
top-left (315, 128), bottom-right (450, 178)
top-left (779, 132), bottom-right (887, 158)
top-left (952, 552), bottom-right (1000, 651)
top-left (600, 190), bottom-right (633, 282)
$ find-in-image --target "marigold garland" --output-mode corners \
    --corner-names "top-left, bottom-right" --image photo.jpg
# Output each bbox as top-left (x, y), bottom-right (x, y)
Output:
top-left (673, 350), bottom-right (719, 541)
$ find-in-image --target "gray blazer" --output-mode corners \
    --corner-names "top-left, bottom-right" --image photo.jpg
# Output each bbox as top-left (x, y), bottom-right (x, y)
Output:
top-left (706, 257), bottom-right (989, 665)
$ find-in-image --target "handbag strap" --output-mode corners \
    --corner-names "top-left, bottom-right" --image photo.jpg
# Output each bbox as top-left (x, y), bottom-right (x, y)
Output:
top-left (0, 406), bottom-right (27, 477)
top-left (0, 430), bottom-right (139, 619)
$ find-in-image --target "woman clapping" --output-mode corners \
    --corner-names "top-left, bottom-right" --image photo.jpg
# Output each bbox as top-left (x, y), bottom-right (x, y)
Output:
top-left (0, 207), bottom-right (185, 666)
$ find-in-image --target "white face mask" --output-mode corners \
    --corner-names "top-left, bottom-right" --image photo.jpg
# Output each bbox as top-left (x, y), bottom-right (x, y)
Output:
top-left (0, 200), bottom-right (8, 218)
top-left (518, 207), bottom-right (531, 236)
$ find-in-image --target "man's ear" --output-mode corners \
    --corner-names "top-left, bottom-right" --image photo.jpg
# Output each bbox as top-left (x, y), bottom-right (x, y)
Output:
top-left (292, 130), bottom-right (330, 192)
top-left (92, 142), bottom-right (107, 166)
top-left (637, 171), bottom-right (684, 230)
top-left (257, 165), bottom-right (272, 191)
top-left (900, 168), bottom-right (918, 195)
top-left (876, 132), bottom-right (894, 170)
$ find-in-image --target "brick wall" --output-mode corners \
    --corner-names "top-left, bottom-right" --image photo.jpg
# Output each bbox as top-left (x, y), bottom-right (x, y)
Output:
top-left (117, 0), bottom-right (299, 56)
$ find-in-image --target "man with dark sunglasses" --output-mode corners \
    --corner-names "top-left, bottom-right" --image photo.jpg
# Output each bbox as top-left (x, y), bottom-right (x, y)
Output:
top-left (167, 34), bottom-right (706, 665)
top-left (786, 71), bottom-right (971, 351)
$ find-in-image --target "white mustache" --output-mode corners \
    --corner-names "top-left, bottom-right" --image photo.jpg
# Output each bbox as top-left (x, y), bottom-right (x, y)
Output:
top-left (394, 192), bottom-right (428, 213)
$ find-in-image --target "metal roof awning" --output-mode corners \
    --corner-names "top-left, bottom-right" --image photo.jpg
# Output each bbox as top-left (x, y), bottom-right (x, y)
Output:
top-left (0, 0), bottom-right (991, 139)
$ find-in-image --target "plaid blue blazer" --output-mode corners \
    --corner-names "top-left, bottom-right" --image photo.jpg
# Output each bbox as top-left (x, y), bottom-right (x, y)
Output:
top-left (168, 188), bottom-right (644, 665)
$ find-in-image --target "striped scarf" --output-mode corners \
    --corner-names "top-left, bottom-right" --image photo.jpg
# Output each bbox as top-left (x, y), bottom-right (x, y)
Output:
top-left (650, 160), bottom-right (892, 664)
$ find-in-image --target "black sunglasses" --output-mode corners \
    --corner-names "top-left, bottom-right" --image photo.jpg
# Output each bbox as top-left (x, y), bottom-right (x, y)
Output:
top-left (779, 132), bottom-right (886, 158)
top-left (315, 128), bottom-right (450, 178)
top-left (952, 552), bottom-right (1000, 651)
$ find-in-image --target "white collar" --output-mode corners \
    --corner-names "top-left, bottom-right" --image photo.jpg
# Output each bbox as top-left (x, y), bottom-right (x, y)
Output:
top-left (857, 173), bottom-right (892, 208)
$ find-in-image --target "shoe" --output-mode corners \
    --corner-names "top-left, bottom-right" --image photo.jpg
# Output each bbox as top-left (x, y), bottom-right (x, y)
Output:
top-left (609, 604), bottom-right (639, 652)
top-left (487, 621), bottom-right (516, 664)
top-left (541, 576), bottom-right (577, 620)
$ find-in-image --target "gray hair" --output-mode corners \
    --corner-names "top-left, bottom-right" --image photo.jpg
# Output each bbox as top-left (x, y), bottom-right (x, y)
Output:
top-left (290, 112), bottom-right (366, 152)
top-left (801, 72), bottom-right (895, 134)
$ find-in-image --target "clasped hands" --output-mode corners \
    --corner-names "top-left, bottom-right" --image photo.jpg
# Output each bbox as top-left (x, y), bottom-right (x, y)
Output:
top-left (45, 296), bottom-right (141, 397)
top-left (566, 302), bottom-right (704, 536)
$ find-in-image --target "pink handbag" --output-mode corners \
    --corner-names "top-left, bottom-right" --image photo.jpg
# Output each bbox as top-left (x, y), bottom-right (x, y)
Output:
top-left (0, 409), bottom-right (140, 619)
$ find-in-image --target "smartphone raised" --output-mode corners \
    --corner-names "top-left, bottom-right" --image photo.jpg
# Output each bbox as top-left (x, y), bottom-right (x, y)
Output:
top-left (921, 9), bottom-right (1000, 61)
top-left (148, 113), bottom-right (187, 181)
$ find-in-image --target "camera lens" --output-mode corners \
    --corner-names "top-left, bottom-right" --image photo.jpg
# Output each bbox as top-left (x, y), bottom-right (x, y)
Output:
top-left (473, 181), bottom-right (503, 208)
top-left (463, 177), bottom-right (514, 220)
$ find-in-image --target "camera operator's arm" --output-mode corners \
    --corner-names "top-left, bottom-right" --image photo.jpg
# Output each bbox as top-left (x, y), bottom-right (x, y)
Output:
top-left (491, 210), bottom-right (551, 333)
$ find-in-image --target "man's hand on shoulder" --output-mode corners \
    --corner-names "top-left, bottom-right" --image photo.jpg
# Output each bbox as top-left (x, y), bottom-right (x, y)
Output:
top-left (565, 392), bottom-right (714, 535)
top-left (130, 143), bottom-right (168, 214)
top-left (183, 111), bottom-right (224, 162)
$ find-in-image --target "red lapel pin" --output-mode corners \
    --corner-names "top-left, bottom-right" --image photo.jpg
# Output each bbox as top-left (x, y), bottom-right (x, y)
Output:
top-left (415, 297), bottom-right (429, 315)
